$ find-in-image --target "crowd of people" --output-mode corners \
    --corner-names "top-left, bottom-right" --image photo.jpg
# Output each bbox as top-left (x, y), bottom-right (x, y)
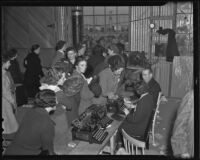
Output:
top-left (2, 38), bottom-right (193, 157)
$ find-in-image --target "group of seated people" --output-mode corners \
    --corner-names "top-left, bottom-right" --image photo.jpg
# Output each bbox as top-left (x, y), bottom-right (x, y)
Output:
top-left (2, 39), bottom-right (162, 155)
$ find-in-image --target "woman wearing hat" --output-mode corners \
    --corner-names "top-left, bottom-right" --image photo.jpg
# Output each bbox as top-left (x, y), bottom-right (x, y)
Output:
top-left (5, 89), bottom-right (57, 155)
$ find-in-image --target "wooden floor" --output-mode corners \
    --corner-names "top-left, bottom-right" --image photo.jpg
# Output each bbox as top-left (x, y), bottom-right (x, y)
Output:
top-left (15, 97), bottom-right (181, 155)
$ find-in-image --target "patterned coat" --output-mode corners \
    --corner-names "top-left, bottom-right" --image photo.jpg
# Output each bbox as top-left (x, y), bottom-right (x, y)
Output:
top-left (171, 90), bottom-right (194, 157)
top-left (2, 69), bottom-right (18, 134)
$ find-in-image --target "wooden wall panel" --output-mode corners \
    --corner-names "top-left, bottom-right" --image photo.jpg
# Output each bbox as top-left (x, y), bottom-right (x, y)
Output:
top-left (3, 7), bottom-right (73, 71)
top-left (27, 7), bottom-right (56, 48)
top-left (5, 7), bottom-right (30, 48)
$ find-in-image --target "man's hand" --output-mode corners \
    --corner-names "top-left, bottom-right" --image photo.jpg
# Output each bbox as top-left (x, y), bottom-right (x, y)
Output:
top-left (123, 108), bottom-right (130, 115)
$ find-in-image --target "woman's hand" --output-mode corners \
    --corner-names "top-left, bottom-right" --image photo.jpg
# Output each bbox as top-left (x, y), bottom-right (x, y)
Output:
top-left (123, 108), bottom-right (130, 115)
top-left (108, 92), bottom-right (118, 100)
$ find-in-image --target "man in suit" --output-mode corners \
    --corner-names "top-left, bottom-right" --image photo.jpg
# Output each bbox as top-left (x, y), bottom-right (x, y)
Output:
top-left (116, 81), bottom-right (154, 148)
top-left (142, 67), bottom-right (161, 106)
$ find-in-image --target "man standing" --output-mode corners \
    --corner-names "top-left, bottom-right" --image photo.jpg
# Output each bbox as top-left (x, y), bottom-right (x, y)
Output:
top-left (142, 67), bottom-right (161, 105)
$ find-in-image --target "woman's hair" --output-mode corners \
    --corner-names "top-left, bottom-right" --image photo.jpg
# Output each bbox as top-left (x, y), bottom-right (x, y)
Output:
top-left (92, 45), bottom-right (106, 56)
top-left (65, 47), bottom-right (76, 57)
top-left (107, 55), bottom-right (125, 72)
top-left (77, 42), bottom-right (87, 51)
top-left (34, 89), bottom-right (56, 108)
top-left (55, 40), bottom-right (66, 51)
top-left (30, 44), bottom-right (40, 53)
top-left (116, 43), bottom-right (125, 54)
top-left (74, 55), bottom-right (87, 67)
top-left (2, 54), bottom-right (12, 64)
top-left (7, 48), bottom-right (17, 59)
top-left (107, 44), bottom-right (120, 54)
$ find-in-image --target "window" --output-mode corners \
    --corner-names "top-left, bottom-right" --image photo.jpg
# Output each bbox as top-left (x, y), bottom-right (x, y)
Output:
top-left (83, 6), bottom-right (129, 50)
top-left (176, 2), bottom-right (193, 56)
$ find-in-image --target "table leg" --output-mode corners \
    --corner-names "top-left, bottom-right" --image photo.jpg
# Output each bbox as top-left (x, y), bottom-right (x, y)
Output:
top-left (110, 135), bottom-right (114, 155)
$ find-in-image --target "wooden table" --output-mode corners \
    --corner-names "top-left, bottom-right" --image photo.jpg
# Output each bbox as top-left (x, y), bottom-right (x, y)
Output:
top-left (54, 113), bottom-right (126, 155)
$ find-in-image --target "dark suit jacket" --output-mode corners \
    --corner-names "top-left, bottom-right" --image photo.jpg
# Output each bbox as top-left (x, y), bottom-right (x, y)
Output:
top-left (120, 93), bottom-right (154, 137)
top-left (5, 107), bottom-right (55, 155)
top-left (147, 78), bottom-right (161, 106)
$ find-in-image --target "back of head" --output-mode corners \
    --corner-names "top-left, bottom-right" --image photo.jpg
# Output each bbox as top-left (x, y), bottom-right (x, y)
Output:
top-left (31, 44), bottom-right (40, 53)
top-left (107, 55), bottom-right (125, 72)
top-left (2, 54), bottom-right (12, 64)
top-left (34, 89), bottom-right (56, 108)
top-left (116, 43), bottom-right (125, 54)
top-left (7, 48), bottom-right (17, 59)
top-left (55, 40), bottom-right (66, 51)
top-left (92, 45), bottom-right (106, 57)
top-left (108, 44), bottom-right (120, 55)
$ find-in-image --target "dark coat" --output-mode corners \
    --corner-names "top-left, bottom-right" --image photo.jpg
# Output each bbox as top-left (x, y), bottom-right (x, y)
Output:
top-left (5, 107), bottom-right (55, 155)
top-left (120, 93), bottom-right (154, 137)
top-left (51, 50), bottom-right (65, 67)
top-left (8, 59), bottom-right (23, 84)
top-left (157, 28), bottom-right (180, 62)
top-left (147, 78), bottom-right (161, 106)
top-left (24, 52), bottom-right (44, 86)
top-left (56, 91), bottom-right (80, 126)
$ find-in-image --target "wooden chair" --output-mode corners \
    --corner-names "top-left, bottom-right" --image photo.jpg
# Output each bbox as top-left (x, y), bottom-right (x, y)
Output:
top-left (151, 92), bottom-right (162, 146)
top-left (122, 129), bottom-right (146, 155)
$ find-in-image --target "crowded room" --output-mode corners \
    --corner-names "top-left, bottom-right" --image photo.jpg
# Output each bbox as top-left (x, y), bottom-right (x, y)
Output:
top-left (2, 2), bottom-right (195, 157)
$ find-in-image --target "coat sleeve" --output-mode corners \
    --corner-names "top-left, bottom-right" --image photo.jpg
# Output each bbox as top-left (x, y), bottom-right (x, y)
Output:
top-left (99, 70), bottom-right (109, 97)
top-left (41, 119), bottom-right (55, 155)
top-left (2, 73), bottom-right (14, 104)
top-left (80, 81), bottom-right (94, 100)
top-left (126, 96), bottom-right (154, 124)
top-left (149, 83), bottom-right (161, 103)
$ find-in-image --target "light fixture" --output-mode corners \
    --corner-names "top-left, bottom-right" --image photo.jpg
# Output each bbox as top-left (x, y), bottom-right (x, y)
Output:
top-left (149, 23), bottom-right (155, 29)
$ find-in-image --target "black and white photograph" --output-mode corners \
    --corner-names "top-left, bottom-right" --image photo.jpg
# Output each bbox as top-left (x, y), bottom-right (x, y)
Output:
top-left (1, 1), bottom-right (198, 158)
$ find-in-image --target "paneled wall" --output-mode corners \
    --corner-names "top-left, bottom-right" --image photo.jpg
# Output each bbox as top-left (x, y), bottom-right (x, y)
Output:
top-left (130, 3), bottom-right (193, 98)
top-left (3, 7), bottom-right (73, 73)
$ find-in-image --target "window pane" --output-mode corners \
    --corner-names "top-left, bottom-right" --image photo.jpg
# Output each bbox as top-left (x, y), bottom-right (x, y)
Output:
top-left (176, 14), bottom-right (192, 34)
top-left (177, 2), bottom-right (192, 13)
top-left (118, 15), bottom-right (129, 25)
top-left (106, 15), bottom-right (117, 30)
top-left (95, 16), bottom-right (105, 25)
top-left (83, 16), bottom-right (93, 33)
top-left (117, 6), bottom-right (129, 14)
top-left (106, 6), bottom-right (116, 15)
top-left (176, 34), bottom-right (191, 56)
top-left (94, 7), bottom-right (104, 15)
top-left (83, 7), bottom-right (93, 15)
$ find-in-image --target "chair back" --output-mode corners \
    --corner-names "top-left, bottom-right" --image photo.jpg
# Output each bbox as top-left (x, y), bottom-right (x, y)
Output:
top-left (151, 91), bottom-right (162, 146)
top-left (122, 129), bottom-right (145, 155)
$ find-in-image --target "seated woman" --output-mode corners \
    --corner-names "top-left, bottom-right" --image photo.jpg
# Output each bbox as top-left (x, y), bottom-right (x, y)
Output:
top-left (117, 81), bottom-right (154, 146)
top-left (5, 89), bottom-right (57, 155)
top-left (94, 55), bottom-right (125, 105)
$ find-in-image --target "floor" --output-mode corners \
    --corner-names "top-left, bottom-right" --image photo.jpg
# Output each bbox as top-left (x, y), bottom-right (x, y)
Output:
top-left (14, 97), bottom-right (181, 155)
